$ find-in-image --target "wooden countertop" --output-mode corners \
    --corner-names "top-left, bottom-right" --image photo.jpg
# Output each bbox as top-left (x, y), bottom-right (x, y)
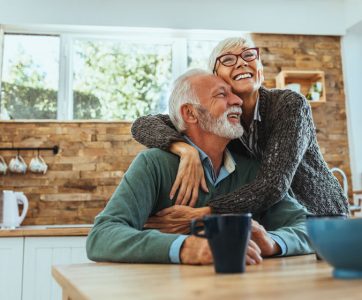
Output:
top-left (52, 255), bottom-right (362, 300)
top-left (0, 224), bottom-right (92, 237)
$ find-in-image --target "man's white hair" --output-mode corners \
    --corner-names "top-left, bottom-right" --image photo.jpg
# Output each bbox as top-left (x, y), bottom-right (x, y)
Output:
top-left (208, 35), bottom-right (256, 73)
top-left (169, 68), bottom-right (212, 132)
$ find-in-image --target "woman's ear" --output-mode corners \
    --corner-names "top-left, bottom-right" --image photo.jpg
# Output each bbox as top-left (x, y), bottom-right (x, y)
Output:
top-left (180, 104), bottom-right (198, 125)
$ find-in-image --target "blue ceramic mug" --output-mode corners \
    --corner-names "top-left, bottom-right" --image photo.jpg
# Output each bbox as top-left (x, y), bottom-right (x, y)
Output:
top-left (191, 213), bottom-right (251, 273)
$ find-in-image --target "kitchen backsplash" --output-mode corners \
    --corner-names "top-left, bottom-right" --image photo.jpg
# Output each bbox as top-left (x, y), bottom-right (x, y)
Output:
top-left (0, 33), bottom-right (351, 225)
top-left (0, 121), bottom-right (145, 225)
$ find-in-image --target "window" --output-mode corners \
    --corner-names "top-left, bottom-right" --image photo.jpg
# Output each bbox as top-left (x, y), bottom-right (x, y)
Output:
top-left (1, 34), bottom-right (60, 119)
top-left (0, 27), bottom-right (236, 121)
top-left (187, 40), bottom-right (219, 69)
top-left (72, 38), bottom-right (172, 120)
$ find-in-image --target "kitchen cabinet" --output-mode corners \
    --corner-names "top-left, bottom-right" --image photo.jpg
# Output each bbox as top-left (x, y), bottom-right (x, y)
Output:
top-left (0, 237), bottom-right (24, 300)
top-left (0, 229), bottom-right (91, 300)
top-left (275, 70), bottom-right (326, 107)
top-left (22, 236), bottom-right (90, 300)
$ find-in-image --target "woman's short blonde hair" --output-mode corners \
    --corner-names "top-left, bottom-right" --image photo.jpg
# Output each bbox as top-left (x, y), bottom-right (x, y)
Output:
top-left (208, 35), bottom-right (256, 73)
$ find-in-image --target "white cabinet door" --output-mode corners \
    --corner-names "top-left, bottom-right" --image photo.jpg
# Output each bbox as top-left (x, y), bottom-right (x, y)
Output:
top-left (0, 237), bottom-right (24, 300)
top-left (22, 236), bottom-right (91, 300)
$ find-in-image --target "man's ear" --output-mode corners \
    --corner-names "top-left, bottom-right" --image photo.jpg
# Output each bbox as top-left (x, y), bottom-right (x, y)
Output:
top-left (180, 104), bottom-right (198, 125)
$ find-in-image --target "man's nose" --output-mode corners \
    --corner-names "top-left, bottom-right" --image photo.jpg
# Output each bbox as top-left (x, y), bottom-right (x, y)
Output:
top-left (229, 94), bottom-right (243, 106)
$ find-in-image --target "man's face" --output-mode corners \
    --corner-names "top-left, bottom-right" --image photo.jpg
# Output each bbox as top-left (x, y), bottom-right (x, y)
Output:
top-left (190, 75), bottom-right (244, 139)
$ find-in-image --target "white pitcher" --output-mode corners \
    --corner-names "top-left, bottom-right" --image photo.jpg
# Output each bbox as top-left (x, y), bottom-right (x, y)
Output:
top-left (0, 190), bottom-right (29, 229)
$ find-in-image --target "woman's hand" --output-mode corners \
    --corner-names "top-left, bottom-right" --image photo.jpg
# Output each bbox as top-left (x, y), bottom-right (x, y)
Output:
top-left (144, 205), bottom-right (211, 234)
top-left (169, 142), bottom-right (209, 207)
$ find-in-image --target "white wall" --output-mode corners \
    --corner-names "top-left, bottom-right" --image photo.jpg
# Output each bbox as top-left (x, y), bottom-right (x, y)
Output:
top-left (342, 21), bottom-right (362, 190)
top-left (344, 0), bottom-right (362, 29)
top-left (0, 0), bottom-right (347, 35)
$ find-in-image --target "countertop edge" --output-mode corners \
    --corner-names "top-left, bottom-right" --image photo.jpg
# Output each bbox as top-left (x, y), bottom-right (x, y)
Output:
top-left (0, 226), bottom-right (91, 237)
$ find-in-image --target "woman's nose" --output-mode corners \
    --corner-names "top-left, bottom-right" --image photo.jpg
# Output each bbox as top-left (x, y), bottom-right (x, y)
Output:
top-left (235, 56), bottom-right (248, 68)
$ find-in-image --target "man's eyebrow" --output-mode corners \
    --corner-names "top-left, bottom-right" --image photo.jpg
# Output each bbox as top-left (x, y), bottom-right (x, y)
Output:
top-left (213, 86), bottom-right (226, 94)
top-left (221, 84), bottom-right (233, 92)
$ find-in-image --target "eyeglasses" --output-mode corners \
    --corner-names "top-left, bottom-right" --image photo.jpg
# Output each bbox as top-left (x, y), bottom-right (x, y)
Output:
top-left (213, 47), bottom-right (259, 73)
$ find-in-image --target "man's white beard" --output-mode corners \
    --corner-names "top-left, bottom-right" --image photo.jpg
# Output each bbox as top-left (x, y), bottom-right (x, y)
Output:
top-left (197, 106), bottom-right (244, 139)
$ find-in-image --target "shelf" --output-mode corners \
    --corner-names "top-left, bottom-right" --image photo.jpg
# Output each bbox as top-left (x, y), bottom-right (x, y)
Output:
top-left (275, 70), bottom-right (326, 107)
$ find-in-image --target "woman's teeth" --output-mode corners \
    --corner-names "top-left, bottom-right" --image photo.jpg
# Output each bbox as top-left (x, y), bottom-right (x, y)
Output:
top-left (234, 73), bottom-right (252, 80)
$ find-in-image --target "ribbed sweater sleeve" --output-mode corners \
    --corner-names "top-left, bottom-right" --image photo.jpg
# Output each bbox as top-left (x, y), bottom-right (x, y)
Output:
top-left (209, 93), bottom-right (313, 213)
top-left (131, 114), bottom-right (185, 150)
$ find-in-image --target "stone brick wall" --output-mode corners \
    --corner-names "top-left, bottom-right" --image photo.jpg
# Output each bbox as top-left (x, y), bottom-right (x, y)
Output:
top-left (252, 33), bottom-right (351, 196)
top-left (0, 34), bottom-right (351, 225)
top-left (0, 121), bottom-right (145, 224)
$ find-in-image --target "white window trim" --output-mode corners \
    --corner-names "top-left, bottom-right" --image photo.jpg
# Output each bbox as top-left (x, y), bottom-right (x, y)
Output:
top-left (0, 25), bottom-right (4, 110)
top-left (58, 35), bottom-right (73, 120)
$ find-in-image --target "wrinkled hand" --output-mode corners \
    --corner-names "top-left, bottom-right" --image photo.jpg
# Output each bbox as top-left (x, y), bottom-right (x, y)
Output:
top-left (246, 239), bottom-right (263, 265)
top-left (181, 235), bottom-right (263, 266)
top-left (180, 236), bottom-right (213, 265)
top-left (169, 142), bottom-right (209, 207)
top-left (251, 220), bottom-right (281, 257)
top-left (144, 205), bottom-right (211, 234)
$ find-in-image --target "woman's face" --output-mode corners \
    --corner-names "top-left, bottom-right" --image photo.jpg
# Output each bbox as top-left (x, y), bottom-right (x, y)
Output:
top-left (214, 46), bottom-right (264, 98)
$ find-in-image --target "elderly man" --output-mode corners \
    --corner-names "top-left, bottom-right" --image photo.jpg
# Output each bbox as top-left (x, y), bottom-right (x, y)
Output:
top-left (86, 69), bottom-right (313, 265)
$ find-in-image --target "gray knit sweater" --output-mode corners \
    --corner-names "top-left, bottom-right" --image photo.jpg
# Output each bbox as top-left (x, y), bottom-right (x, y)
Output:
top-left (131, 87), bottom-right (349, 215)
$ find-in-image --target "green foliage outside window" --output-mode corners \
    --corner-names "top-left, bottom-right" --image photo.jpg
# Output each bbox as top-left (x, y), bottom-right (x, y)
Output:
top-left (1, 82), bottom-right (57, 119)
top-left (1, 37), bottom-right (172, 120)
top-left (73, 40), bottom-right (172, 120)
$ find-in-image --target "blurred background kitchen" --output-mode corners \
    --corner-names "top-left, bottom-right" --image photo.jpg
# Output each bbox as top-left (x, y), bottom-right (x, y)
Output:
top-left (1, 1), bottom-right (362, 300)
top-left (0, 0), bottom-right (361, 224)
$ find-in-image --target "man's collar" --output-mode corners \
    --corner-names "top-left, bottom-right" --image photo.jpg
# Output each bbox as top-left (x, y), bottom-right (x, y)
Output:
top-left (183, 135), bottom-right (236, 173)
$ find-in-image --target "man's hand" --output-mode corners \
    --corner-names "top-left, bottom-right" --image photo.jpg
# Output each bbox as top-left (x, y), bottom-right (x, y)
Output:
top-left (180, 236), bottom-right (213, 265)
top-left (251, 220), bottom-right (281, 257)
top-left (144, 205), bottom-right (211, 234)
top-left (181, 236), bottom-right (263, 266)
top-left (246, 239), bottom-right (263, 265)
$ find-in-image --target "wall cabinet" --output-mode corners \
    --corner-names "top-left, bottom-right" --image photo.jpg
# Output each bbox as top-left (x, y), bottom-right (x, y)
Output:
top-left (0, 236), bottom-right (90, 300)
top-left (275, 70), bottom-right (326, 107)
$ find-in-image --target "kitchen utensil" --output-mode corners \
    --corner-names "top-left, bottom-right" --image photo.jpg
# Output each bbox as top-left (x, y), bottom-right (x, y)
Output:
top-left (0, 156), bottom-right (7, 175)
top-left (29, 151), bottom-right (48, 174)
top-left (0, 190), bottom-right (29, 229)
top-left (9, 154), bottom-right (27, 174)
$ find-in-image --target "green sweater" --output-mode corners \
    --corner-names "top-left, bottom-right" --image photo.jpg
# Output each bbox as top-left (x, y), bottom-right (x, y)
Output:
top-left (86, 148), bottom-right (313, 263)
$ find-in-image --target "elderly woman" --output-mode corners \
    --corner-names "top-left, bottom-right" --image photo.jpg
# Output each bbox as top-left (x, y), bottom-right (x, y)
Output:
top-left (131, 36), bottom-right (348, 216)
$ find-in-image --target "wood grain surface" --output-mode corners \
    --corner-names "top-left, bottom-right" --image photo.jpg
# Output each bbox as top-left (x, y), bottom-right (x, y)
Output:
top-left (52, 255), bottom-right (362, 300)
top-left (0, 225), bottom-right (91, 237)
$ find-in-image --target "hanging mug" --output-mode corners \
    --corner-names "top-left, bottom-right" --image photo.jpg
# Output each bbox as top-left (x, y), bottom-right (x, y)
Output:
top-left (0, 156), bottom-right (7, 175)
top-left (29, 153), bottom-right (48, 174)
top-left (9, 154), bottom-right (27, 174)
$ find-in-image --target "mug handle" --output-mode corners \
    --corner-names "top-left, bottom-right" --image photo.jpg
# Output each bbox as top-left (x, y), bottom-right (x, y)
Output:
top-left (17, 155), bottom-right (27, 173)
top-left (15, 192), bottom-right (29, 225)
top-left (190, 218), bottom-right (207, 238)
top-left (38, 155), bottom-right (48, 174)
